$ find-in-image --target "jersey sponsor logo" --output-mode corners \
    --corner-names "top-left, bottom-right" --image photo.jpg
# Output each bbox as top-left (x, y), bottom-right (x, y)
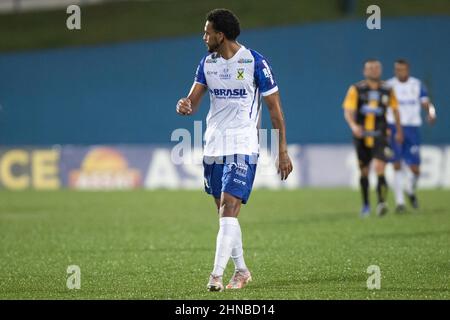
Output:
top-left (205, 58), bottom-right (218, 63)
top-left (209, 88), bottom-right (248, 98)
top-left (219, 68), bottom-right (231, 80)
top-left (261, 60), bottom-right (275, 85)
top-left (238, 58), bottom-right (253, 64)
top-left (398, 99), bottom-right (419, 105)
top-left (236, 68), bottom-right (245, 80)
top-left (360, 104), bottom-right (384, 115)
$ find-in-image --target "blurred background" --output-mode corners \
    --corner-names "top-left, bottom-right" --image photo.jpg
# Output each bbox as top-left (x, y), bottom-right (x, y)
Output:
top-left (0, 0), bottom-right (449, 190)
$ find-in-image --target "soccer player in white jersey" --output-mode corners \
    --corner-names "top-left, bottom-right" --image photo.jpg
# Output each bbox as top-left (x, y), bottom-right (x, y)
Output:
top-left (386, 59), bottom-right (436, 212)
top-left (176, 9), bottom-right (293, 291)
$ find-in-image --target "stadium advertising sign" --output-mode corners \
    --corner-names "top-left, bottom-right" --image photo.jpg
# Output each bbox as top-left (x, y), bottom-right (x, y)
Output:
top-left (1, 145), bottom-right (449, 190)
top-left (0, 148), bottom-right (60, 190)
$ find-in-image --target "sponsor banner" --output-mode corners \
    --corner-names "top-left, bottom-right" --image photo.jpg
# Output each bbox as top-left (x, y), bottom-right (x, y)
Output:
top-left (1, 145), bottom-right (449, 190)
top-left (0, 147), bottom-right (61, 190)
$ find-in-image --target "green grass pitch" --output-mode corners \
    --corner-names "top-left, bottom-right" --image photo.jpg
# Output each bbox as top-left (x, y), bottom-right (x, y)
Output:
top-left (0, 189), bottom-right (449, 299)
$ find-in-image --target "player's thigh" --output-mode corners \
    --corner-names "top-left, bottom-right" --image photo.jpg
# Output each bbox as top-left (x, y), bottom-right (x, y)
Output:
top-left (354, 138), bottom-right (371, 172)
top-left (402, 126), bottom-right (421, 167)
top-left (373, 138), bottom-right (388, 174)
top-left (203, 156), bottom-right (224, 201)
top-left (221, 154), bottom-right (257, 206)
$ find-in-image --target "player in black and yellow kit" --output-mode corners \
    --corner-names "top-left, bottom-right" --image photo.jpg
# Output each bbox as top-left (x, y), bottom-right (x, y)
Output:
top-left (343, 59), bottom-right (403, 217)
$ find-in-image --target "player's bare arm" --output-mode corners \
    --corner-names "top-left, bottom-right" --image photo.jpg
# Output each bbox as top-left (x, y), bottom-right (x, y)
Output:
top-left (264, 91), bottom-right (293, 180)
top-left (344, 108), bottom-right (363, 138)
top-left (176, 82), bottom-right (207, 115)
top-left (392, 108), bottom-right (404, 144)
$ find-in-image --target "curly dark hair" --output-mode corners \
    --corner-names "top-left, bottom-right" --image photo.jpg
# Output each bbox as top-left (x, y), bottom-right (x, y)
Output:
top-left (206, 8), bottom-right (240, 40)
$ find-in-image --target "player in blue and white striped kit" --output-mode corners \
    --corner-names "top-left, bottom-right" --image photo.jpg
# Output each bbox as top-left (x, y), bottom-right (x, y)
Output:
top-left (176, 9), bottom-right (293, 291)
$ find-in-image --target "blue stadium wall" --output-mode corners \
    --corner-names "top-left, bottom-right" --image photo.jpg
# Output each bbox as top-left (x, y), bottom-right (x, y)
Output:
top-left (0, 16), bottom-right (449, 145)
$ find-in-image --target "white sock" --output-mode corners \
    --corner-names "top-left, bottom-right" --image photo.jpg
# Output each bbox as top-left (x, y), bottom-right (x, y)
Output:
top-left (393, 169), bottom-right (405, 205)
top-left (405, 170), bottom-right (419, 196)
top-left (231, 221), bottom-right (248, 271)
top-left (212, 217), bottom-right (239, 277)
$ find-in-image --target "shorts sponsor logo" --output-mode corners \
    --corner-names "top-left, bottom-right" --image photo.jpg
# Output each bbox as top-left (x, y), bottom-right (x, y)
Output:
top-left (233, 178), bottom-right (246, 186)
top-left (231, 162), bottom-right (248, 177)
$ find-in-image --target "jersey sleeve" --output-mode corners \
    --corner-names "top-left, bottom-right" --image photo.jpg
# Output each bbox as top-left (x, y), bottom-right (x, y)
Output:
top-left (342, 85), bottom-right (358, 111)
top-left (419, 81), bottom-right (430, 103)
top-left (389, 88), bottom-right (399, 110)
top-left (250, 50), bottom-right (278, 96)
top-left (194, 56), bottom-right (207, 87)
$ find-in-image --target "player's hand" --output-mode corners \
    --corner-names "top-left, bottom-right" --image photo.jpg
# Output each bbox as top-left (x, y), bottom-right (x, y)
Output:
top-left (176, 98), bottom-right (192, 115)
top-left (277, 150), bottom-right (293, 181)
top-left (395, 129), bottom-right (404, 144)
top-left (427, 110), bottom-right (436, 125)
top-left (351, 124), bottom-right (364, 139)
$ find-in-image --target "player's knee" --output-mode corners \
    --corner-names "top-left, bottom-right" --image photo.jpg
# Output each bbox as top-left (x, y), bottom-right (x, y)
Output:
top-left (360, 166), bottom-right (369, 177)
top-left (410, 165), bottom-right (420, 175)
top-left (219, 194), bottom-right (241, 217)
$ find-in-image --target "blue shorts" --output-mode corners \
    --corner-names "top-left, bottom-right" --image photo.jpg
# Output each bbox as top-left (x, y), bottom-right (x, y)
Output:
top-left (203, 154), bottom-right (258, 204)
top-left (388, 124), bottom-right (421, 165)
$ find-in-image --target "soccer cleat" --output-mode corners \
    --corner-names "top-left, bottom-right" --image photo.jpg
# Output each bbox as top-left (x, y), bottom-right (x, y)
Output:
top-left (407, 194), bottom-right (419, 210)
top-left (395, 204), bottom-right (406, 214)
top-left (360, 204), bottom-right (371, 218)
top-left (226, 269), bottom-right (252, 289)
top-left (207, 274), bottom-right (224, 292)
top-left (376, 202), bottom-right (388, 217)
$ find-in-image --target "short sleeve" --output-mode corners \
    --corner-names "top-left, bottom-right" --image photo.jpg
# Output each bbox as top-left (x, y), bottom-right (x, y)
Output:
top-left (342, 85), bottom-right (358, 111)
top-left (419, 81), bottom-right (429, 103)
top-left (194, 56), bottom-right (207, 86)
top-left (250, 50), bottom-right (278, 96)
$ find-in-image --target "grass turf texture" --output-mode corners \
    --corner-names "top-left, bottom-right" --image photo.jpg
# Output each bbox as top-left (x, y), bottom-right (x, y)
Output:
top-left (0, 189), bottom-right (449, 299)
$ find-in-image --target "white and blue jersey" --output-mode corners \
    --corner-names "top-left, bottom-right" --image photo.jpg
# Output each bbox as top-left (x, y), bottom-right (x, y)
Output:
top-left (386, 76), bottom-right (429, 127)
top-left (386, 76), bottom-right (429, 165)
top-left (195, 45), bottom-right (278, 157)
top-left (195, 45), bottom-right (278, 203)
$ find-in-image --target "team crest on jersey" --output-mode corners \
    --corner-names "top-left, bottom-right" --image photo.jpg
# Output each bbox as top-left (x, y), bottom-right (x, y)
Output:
top-left (236, 68), bottom-right (245, 80)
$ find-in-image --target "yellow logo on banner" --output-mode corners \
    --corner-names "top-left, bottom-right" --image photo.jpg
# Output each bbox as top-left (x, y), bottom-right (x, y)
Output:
top-left (69, 147), bottom-right (141, 189)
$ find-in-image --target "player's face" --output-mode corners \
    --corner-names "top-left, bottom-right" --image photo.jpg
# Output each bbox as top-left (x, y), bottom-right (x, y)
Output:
top-left (394, 63), bottom-right (409, 82)
top-left (364, 61), bottom-right (382, 81)
top-left (203, 21), bottom-right (223, 53)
